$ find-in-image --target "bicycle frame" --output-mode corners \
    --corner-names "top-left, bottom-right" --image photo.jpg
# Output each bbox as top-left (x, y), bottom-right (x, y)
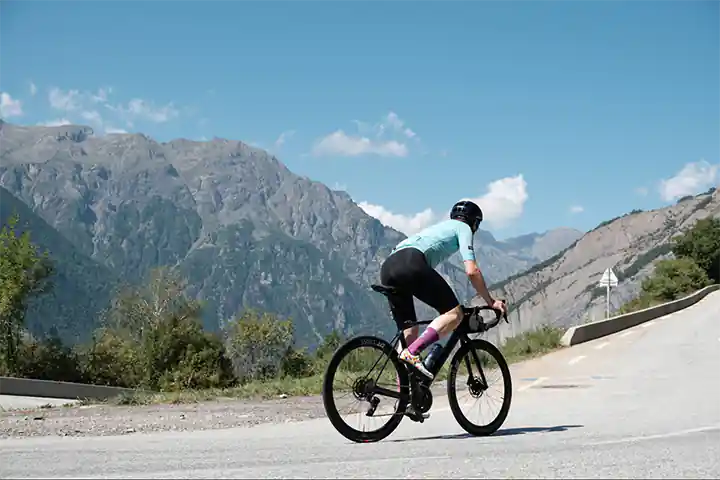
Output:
top-left (362, 304), bottom-right (506, 401)
top-left (391, 305), bottom-right (504, 376)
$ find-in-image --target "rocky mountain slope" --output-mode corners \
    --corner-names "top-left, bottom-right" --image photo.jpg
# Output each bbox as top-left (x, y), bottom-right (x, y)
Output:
top-left (468, 227), bottom-right (583, 281)
top-left (0, 186), bottom-right (118, 338)
top-left (481, 187), bottom-right (719, 346)
top-left (0, 121), bottom-right (577, 347)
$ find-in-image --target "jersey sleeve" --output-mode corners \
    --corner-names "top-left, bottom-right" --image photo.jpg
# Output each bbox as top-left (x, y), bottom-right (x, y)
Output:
top-left (457, 222), bottom-right (476, 262)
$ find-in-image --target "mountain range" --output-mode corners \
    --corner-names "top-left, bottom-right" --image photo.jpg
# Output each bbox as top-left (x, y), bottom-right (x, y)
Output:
top-left (0, 121), bottom-right (581, 347)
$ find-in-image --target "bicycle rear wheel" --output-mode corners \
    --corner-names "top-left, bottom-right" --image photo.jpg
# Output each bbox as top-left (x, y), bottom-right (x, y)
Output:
top-left (446, 338), bottom-right (512, 436)
top-left (322, 335), bottom-right (410, 443)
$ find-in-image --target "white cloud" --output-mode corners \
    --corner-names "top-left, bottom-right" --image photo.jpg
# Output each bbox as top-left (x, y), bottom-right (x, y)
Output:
top-left (0, 92), bottom-right (23, 117)
top-left (29, 82), bottom-right (37, 96)
top-left (48, 86), bottom-right (180, 129)
top-left (658, 160), bottom-right (719, 201)
top-left (49, 86), bottom-right (114, 113)
top-left (383, 112), bottom-right (417, 139)
top-left (570, 205), bottom-right (584, 214)
top-left (358, 174), bottom-right (529, 235)
top-left (81, 110), bottom-right (103, 125)
top-left (49, 87), bottom-right (82, 111)
top-left (312, 130), bottom-right (408, 157)
top-left (274, 130), bottom-right (295, 148)
top-left (358, 202), bottom-right (437, 236)
top-left (112, 98), bottom-right (179, 123)
top-left (635, 186), bottom-right (649, 196)
top-left (38, 118), bottom-right (72, 127)
top-left (91, 87), bottom-right (112, 103)
top-left (466, 174), bottom-right (529, 228)
top-left (312, 111), bottom-right (418, 158)
top-left (105, 126), bottom-right (128, 134)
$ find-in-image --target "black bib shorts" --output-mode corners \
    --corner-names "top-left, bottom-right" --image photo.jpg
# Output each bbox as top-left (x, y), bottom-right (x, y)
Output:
top-left (379, 247), bottom-right (460, 330)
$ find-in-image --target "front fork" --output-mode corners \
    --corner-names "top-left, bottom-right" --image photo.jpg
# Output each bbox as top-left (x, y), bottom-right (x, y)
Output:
top-left (461, 338), bottom-right (490, 397)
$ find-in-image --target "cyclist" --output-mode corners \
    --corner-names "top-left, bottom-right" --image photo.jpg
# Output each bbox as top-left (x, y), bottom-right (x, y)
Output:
top-left (379, 200), bottom-right (507, 380)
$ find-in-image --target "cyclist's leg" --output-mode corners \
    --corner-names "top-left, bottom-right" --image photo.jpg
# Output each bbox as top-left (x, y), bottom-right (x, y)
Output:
top-left (409, 253), bottom-right (462, 346)
top-left (380, 249), bottom-right (421, 349)
top-left (380, 249), bottom-right (429, 381)
top-left (396, 251), bottom-right (461, 378)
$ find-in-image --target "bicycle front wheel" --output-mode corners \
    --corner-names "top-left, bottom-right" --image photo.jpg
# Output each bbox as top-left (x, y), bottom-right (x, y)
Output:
top-left (446, 338), bottom-right (512, 436)
top-left (322, 335), bottom-right (410, 443)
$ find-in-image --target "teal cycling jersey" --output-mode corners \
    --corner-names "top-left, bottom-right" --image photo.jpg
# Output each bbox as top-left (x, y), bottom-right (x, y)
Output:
top-left (392, 219), bottom-right (476, 269)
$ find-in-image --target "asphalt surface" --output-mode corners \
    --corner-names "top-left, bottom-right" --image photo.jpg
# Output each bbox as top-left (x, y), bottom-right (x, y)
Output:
top-left (2, 291), bottom-right (720, 479)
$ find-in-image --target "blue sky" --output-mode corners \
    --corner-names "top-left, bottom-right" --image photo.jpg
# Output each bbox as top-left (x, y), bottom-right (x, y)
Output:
top-left (1, 1), bottom-right (718, 240)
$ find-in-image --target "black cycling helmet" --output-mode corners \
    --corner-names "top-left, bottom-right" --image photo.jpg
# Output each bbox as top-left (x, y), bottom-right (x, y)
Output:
top-left (450, 200), bottom-right (483, 232)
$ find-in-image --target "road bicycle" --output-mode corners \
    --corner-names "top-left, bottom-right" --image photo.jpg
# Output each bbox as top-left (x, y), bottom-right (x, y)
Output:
top-left (321, 283), bottom-right (513, 443)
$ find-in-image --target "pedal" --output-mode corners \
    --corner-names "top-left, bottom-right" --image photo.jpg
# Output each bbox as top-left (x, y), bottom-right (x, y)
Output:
top-left (404, 406), bottom-right (430, 423)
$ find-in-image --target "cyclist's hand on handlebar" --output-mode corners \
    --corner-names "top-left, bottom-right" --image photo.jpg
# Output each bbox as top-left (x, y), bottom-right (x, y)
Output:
top-left (491, 299), bottom-right (506, 315)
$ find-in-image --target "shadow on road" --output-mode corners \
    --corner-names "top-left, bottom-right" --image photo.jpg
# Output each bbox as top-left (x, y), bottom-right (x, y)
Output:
top-left (387, 424), bottom-right (584, 443)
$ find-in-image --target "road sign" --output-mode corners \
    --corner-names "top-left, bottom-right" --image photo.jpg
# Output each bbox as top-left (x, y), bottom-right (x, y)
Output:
top-left (598, 267), bottom-right (618, 287)
top-left (598, 267), bottom-right (619, 319)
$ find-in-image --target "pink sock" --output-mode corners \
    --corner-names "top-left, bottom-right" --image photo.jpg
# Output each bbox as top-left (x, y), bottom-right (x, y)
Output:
top-left (408, 327), bottom-right (439, 355)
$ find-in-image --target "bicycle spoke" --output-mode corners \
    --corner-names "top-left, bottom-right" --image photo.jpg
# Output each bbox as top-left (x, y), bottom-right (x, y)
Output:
top-left (449, 341), bottom-right (510, 433)
top-left (326, 342), bottom-right (405, 437)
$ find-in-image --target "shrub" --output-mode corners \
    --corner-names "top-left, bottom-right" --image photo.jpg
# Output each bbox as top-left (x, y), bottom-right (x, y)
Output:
top-left (79, 328), bottom-right (141, 388)
top-left (17, 333), bottom-right (84, 383)
top-left (671, 217), bottom-right (720, 283)
top-left (223, 309), bottom-right (295, 383)
top-left (281, 347), bottom-right (317, 378)
top-left (639, 257), bottom-right (710, 302)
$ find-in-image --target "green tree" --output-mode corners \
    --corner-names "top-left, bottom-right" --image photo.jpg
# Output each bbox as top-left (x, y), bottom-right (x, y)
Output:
top-left (0, 213), bottom-right (54, 375)
top-left (640, 257), bottom-right (710, 301)
top-left (671, 217), bottom-right (720, 283)
top-left (17, 332), bottom-right (84, 383)
top-left (91, 267), bottom-right (234, 391)
top-left (223, 309), bottom-right (294, 383)
top-left (79, 327), bottom-right (143, 388)
top-left (103, 267), bottom-right (200, 343)
top-left (314, 329), bottom-right (345, 360)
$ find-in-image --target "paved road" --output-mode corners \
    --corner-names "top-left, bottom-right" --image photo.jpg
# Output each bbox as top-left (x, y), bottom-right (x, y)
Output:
top-left (3, 291), bottom-right (720, 479)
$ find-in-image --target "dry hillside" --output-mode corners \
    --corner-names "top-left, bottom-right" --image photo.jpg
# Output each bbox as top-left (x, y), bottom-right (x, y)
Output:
top-left (480, 187), bottom-right (719, 344)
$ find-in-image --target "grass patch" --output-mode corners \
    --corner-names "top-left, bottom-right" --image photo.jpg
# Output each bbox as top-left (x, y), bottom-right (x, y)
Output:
top-left (98, 325), bottom-right (564, 407)
top-left (500, 325), bottom-right (564, 363)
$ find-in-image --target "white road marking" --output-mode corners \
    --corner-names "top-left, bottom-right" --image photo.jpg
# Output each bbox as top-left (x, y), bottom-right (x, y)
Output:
top-left (518, 376), bottom-right (548, 392)
top-left (594, 342), bottom-right (610, 350)
top-left (620, 331), bottom-right (634, 338)
top-left (568, 355), bottom-right (586, 366)
top-left (587, 424), bottom-right (720, 446)
top-left (642, 321), bottom-right (656, 328)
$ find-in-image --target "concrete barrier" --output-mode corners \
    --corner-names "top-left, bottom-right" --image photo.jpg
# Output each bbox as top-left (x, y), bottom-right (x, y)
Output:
top-left (0, 376), bottom-right (138, 402)
top-left (561, 284), bottom-right (720, 347)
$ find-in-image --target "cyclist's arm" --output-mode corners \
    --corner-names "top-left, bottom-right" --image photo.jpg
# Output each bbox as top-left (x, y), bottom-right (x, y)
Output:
top-left (464, 260), bottom-right (494, 305)
top-left (458, 223), bottom-right (494, 305)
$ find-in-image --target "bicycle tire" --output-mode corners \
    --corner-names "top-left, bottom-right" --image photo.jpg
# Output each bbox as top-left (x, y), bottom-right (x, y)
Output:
top-left (446, 338), bottom-right (512, 436)
top-left (322, 335), bottom-right (410, 443)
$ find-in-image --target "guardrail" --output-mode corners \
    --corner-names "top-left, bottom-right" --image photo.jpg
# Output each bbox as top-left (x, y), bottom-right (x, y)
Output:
top-left (561, 284), bottom-right (720, 347)
top-left (0, 376), bottom-right (138, 402)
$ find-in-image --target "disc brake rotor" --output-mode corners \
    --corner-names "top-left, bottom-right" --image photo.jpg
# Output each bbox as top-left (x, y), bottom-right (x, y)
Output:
top-left (467, 377), bottom-right (486, 397)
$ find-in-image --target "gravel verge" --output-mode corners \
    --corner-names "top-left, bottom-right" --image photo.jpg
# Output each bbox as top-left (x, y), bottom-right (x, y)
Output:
top-left (0, 384), bottom-right (449, 439)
